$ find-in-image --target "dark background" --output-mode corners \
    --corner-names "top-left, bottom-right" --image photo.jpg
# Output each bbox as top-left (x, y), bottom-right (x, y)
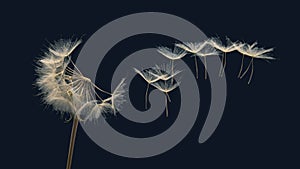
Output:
top-left (2, 1), bottom-right (299, 168)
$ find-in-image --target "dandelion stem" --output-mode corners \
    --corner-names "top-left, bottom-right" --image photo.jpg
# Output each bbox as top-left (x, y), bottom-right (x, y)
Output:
top-left (145, 83), bottom-right (149, 109)
top-left (194, 55), bottom-right (198, 79)
top-left (66, 116), bottom-right (79, 169)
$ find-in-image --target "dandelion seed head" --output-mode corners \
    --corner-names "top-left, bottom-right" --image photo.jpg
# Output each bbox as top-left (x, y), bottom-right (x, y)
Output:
top-left (36, 38), bottom-right (126, 121)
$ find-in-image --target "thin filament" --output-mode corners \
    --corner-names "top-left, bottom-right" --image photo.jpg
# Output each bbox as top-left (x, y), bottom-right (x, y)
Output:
top-left (219, 52), bottom-right (225, 76)
top-left (194, 55), bottom-right (198, 79)
top-left (220, 52), bottom-right (227, 77)
top-left (165, 94), bottom-right (168, 117)
top-left (204, 57), bottom-right (207, 79)
top-left (166, 92), bottom-right (171, 102)
top-left (248, 58), bottom-right (254, 84)
top-left (240, 58), bottom-right (253, 79)
top-left (238, 54), bottom-right (245, 78)
top-left (145, 83), bottom-right (149, 109)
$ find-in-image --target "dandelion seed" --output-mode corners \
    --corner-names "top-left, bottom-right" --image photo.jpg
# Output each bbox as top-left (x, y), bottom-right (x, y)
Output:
top-left (151, 79), bottom-right (180, 117)
top-left (149, 64), bottom-right (181, 117)
top-left (196, 45), bottom-right (219, 79)
top-left (207, 37), bottom-right (242, 77)
top-left (175, 41), bottom-right (208, 79)
top-left (157, 46), bottom-right (186, 82)
top-left (110, 78), bottom-right (126, 114)
top-left (133, 67), bottom-right (162, 109)
top-left (236, 42), bottom-right (274, 84)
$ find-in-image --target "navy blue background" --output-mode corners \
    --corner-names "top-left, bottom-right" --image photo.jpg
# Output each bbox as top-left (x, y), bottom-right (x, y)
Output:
top-left (2, 1), bottom-right (299, 168)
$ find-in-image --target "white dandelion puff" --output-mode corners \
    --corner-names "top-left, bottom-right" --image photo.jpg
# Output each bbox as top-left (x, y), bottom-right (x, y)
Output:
top-left (157, 46), bottom-right (187, 60)
top-left (175, 41), bottom-right (208, 54)
top-left (36, 38), bottom-right (127, 169)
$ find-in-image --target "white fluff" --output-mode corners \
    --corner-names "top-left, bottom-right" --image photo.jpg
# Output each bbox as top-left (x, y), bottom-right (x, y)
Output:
top-left (157, 46), bottom-right (187, 60)
top-left (175, 41), bottom-right (208, 54)
top-left (36, 38), bottom-right (126, 122)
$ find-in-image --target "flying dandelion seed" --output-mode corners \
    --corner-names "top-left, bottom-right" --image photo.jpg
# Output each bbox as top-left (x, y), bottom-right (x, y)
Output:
top-left (175, 41), bottom-right (207, 79)
top-left (133, 67), bottom-right (162, 109)
top-left (151, 78), bottom-right (180, 117)
top-left (157, 46), bottom-right (186, 82)
top-left (207, 37), bottom-right (242, 77)
top-left (149, 64), bottom-right (181, 117)
top-left (235, 42), bottom-right (274, 84)
top-left (36, 38), bottom-right (126, 169)
top-left (134, 63), bottom-right (181, 110)
top-left (196, 45), bottom-right (219, 79)
top-left (104, 78), bottom-right (126, 114)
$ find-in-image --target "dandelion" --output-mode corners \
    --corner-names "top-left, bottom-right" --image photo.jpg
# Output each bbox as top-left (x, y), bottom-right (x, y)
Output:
top-left (35, 38), bottom-right (126, 169)
top-left (133, 67), bottom-right (162, 109)
top-left (236, 42), bottom-right (274, 84)
top-left (151, 79), bottom-right (180, 117)
top-left (150, 64), bottom-right (181, 117)
top-left (175, 41), bottom-right (207, 79)
top-left (196, 45), bottom-right (219, 79)
top-left (207, 37), bottom-right (242, 77)
top-left (157, 46), bottom-right (186, 82)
